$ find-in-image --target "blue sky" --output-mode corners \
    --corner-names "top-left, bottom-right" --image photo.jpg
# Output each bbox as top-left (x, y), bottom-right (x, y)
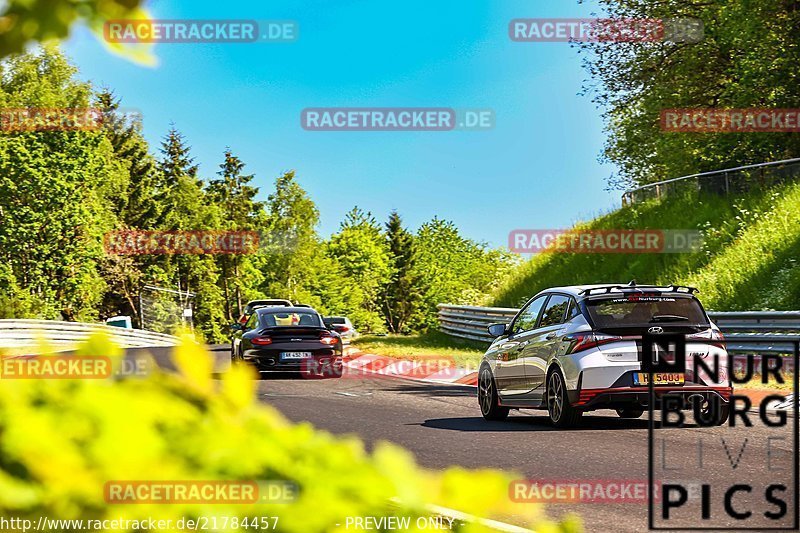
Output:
top-left (63, 0), bottom-right (618, 248)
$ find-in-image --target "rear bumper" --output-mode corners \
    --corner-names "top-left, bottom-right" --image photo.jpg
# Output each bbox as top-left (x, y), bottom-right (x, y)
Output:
top-left (243, 350), bottom-right (343, 373)
top-left (571, 385), bottom-right (733, 410)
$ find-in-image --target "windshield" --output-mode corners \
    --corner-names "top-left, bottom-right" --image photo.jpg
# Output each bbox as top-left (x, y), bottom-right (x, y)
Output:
top-left (586, 295), bottom-right (709, 329)
top-left (261, 311), bottom-right (322, 328)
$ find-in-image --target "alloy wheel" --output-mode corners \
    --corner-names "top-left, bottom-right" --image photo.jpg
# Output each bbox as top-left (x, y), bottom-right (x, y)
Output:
top-left (548, 372), bottom-right (563, 422)
top-left (479, 369), bottom-right (494, 415)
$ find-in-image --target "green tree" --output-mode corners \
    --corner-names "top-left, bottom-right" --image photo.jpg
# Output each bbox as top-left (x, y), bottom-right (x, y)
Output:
top-left (150, 128), bottom-right (226, 340)
top-left (0, 48), bottom-right (122, 320)
top-left (94, 89), bottom-right (162, 325)
top-left (206, 149), bottom-right (265, 321)
top-left (326, 207), bottom-right (392, 332)
top-left (581, 0), bottom-right (800, 189)
top-left (260, 170), bottom-right (320, 302)
top-left (412, 217), bottom-right (517, 330)
top-left (381, 211), bottom-right (421, 333)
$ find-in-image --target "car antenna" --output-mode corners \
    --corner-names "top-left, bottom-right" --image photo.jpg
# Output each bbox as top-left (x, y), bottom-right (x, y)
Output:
top-left (628, 279), bottom-right (637, 286)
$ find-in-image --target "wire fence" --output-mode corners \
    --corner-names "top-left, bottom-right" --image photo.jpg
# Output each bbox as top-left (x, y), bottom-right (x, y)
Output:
top-left (139, 285), bottom-right (195, 334)
top-left (622, 158), bottom-right (800, 205)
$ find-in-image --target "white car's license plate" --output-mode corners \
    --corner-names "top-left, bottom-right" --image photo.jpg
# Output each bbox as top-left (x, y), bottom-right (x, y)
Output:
top-left (280, 352), bottom-right (312, 360)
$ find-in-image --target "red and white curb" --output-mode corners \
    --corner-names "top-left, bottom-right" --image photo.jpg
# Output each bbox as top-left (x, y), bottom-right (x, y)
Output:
top-left (343, 347), bottom-right (478, 386)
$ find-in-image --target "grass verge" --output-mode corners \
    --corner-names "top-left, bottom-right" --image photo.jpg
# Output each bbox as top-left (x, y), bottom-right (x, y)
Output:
top-left (351, 331), bottom-right (487, 368)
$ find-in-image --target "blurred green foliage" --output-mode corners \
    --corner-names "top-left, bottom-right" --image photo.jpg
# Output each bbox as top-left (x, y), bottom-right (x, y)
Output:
top-left (0, 0), bottom-right (144, 59)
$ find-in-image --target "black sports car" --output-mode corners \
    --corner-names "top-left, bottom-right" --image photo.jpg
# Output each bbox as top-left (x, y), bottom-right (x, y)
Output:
top-left (231, 306), bottom-right (343, 378)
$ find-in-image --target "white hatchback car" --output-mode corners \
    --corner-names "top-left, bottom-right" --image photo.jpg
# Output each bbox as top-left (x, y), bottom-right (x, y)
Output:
top-left (478, 283), bottom-right (732, 427)
top-left (323, 316), bottom-right (358, 343)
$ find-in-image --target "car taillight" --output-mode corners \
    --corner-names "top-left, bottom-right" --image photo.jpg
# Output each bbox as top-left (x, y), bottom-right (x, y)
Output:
top-left (565, 333), bottom-right (621, 353)
top-left (337, 326), bottom-right (350, 332)
top-left (687, 329), bottom-right (725, 350)
top-left (320, 333), bottom-right (337, 345)
top-left (251, 336), bottom-right (273, 346)
top-left (238, 315), bottom-right (248, 325)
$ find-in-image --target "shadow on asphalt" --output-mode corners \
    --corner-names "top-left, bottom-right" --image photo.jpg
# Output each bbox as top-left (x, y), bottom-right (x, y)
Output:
top-left (419, 414), bottom-right (655, 432)
top-left (384, 383), bottom-right (477, 398)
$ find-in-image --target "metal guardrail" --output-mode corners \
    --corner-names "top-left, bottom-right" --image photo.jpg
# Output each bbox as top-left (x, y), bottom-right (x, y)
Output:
top-left (438, 305), bottom-right (800, 353)
top-left (621, 158), bottom-right (800, 205)
top-left (0, 320), bottom-right (180, 351)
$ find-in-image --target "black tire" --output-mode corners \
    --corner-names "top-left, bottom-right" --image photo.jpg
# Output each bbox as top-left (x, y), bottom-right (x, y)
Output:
top-left (546, 369), bottom-right (582, 427)
top-left (230, 344), bottom-right (241, 366)
top-left (478, 366), bottom-right (510, 421)
top-left (616, 408), bottom-right (644, 419)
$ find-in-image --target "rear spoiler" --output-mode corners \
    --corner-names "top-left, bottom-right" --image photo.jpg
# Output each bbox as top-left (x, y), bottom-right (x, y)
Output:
top-left (579, 284), bottom-right (698, 296)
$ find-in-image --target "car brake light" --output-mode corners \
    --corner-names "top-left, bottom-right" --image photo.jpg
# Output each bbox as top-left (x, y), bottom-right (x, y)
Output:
top-left (320, 333), bottom-right (337, 345)
top-left (687, 329), bottom-right (725, 350)
top-left (251, 336), bottom-right (272, 346)
top-left (565, 332), bottom-right (621, 353)
top-left (337, 326), bottom-right (350, 332)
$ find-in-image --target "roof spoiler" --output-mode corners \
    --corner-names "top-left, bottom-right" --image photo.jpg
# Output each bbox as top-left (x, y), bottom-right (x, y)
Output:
top-left (579, 283), bottom-right (699, 296)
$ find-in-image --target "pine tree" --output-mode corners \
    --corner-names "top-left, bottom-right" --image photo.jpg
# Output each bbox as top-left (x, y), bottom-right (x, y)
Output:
top-left (382, 211), bottom-right (421, 333)
top-left (207, 149), bottom-right (265, 319)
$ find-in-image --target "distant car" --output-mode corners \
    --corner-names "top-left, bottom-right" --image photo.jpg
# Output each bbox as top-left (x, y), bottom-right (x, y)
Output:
top-left (231, 306), bottom-right (343, 377)
top-left (237, 299), bottom-right (292, 325)
top-left (478, 283), bottom-right (732, 427)
top-left (323, 316), bottom-right (358, 343)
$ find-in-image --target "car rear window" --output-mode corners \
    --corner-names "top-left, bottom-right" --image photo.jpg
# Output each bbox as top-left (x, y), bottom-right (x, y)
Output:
top-left (262, 312), bottom-right (322, 327)
top-left (586, 295), bottom-right (709, 328)
top-left (327, 317), bottom-right (346, 324)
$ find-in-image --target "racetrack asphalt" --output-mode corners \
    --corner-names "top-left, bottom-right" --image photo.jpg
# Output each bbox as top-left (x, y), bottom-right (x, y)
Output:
top-left (129, 344), bottom-right (798, 533)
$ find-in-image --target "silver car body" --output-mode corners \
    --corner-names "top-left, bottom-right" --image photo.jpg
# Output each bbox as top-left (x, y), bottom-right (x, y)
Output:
top-left (481, 284), bottom-right (731, 412)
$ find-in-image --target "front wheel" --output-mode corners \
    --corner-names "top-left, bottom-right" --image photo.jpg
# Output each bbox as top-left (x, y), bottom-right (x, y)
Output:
top-left (230, 343), bottom-right (241, 366)
top-left (547, 370), bottom-right (582, 427)
top-left (478, 367), bottom-right (509, 421)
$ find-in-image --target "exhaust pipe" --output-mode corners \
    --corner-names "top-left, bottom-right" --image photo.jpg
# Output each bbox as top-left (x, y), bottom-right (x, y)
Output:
top-left (687, 393), bottom-right (705, 407)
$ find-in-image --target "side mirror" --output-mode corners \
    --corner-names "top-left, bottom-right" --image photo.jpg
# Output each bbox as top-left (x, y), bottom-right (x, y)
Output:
top-left (230, 323), bottom-right (243, 333)
top-left (487, 323), bottom-right (509, 338)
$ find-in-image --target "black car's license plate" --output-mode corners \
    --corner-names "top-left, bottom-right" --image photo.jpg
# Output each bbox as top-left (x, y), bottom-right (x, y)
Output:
top-left (280, 352), bottom-right (312, 360)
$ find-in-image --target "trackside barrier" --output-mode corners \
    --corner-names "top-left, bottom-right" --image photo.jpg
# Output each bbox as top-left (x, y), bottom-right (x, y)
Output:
top-left (0, 319), bottom-right (180, 350)
top-left (437, 305), bottom-right (800, 355)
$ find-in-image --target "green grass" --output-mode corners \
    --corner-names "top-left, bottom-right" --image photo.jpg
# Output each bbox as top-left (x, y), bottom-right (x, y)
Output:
top-left (491, 182), bottom-right (800, 312)
top-left (351, 331), bottom-right (487, 368)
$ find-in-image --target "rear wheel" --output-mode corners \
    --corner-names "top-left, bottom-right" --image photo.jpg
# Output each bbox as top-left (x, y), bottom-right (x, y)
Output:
top-left (616, 408), bottom-right (644, 419)
top-left (547, 370), bottom-right (582, 427)
top-left (478, 366), bottom-right (509, 421)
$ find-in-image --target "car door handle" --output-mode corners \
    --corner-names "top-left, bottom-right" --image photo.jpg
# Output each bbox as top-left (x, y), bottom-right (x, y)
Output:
top-left (515, 341), bottom-right (529, 349)
top-left (545, 333), bottom-right (557, 340)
